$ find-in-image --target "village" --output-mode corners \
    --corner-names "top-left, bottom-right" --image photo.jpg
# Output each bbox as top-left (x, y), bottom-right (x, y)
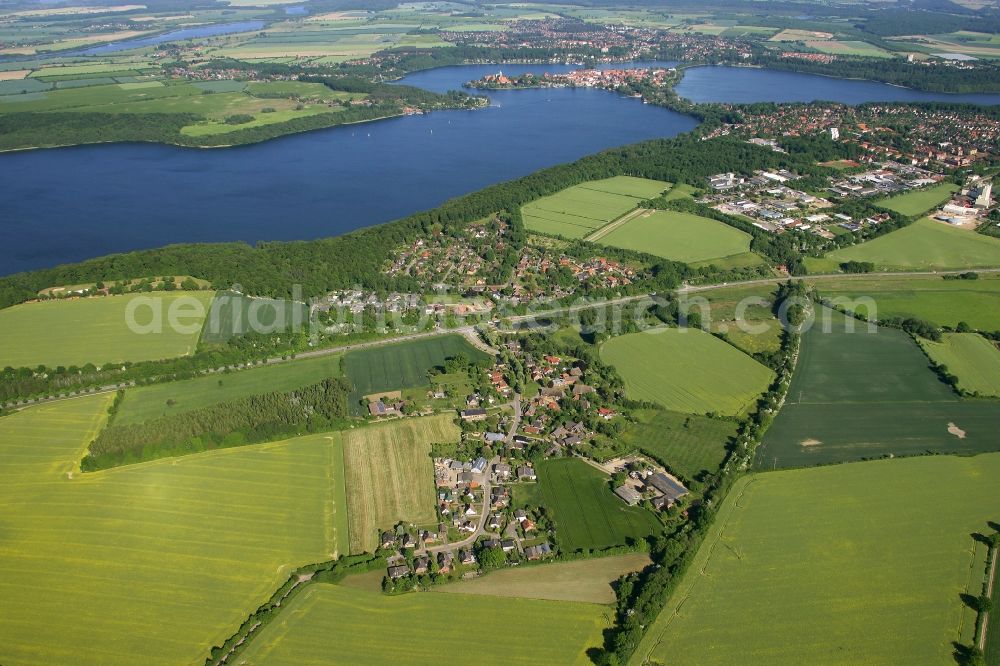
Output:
top-left (369, 338), bottom-right (691, 591)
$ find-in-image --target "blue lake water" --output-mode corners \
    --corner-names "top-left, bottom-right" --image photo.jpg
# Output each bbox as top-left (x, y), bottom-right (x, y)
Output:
top-left (2, 62), bottom-right (999, 275)
top-left (675, 65), bottom-right (1000, 105)
top-left (71, 21), bottom-right (267, 56)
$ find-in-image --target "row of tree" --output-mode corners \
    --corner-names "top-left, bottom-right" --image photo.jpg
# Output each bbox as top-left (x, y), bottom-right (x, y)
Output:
top-left (82, 377), bottom-right (351, 470)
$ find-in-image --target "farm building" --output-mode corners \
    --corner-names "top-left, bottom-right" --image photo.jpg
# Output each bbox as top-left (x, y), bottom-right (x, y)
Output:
top-left (614, 485), bottom-right (643, 506)
top-left (645, 472), bottom-right (690, 506)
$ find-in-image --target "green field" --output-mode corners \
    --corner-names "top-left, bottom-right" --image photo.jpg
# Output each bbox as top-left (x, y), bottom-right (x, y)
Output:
top-left (815, 218), bottom-right (1000, 271)
top-left (342, 414), bottom-right (456, 553)
top-left (521, 176), bottom-right (670, 238)
top-left (513, 458), bottom-right (661, 552)
top-left (435, 552), bottom-right (652, 604)
top-left (115, 354), bottom-right (343, 425)
top-left (0, 292), bottom-right (214, 368)
top-left (240, 583), bottom-right (610, 664)
top-left (691, 283), bottom-right (784, 354)
top-left (621, 408), bottom-right (738, 484)
top-left (808, 39), bottom-right (893, 58)
top-left (596, 209), bottom-right (756, 264)
top-left (343, 334), bottom-right (488, 414)
top-left (919, 333), bottom-right (1000, 397)
top-left (601, 328), bottom-right (775, 416)
top-left (814, 273), bottom-right (1000, 330)
top-left (876, 182), bottom-right (959, 216)
top-left (0, 395), bottom-right (349, 665)
top-left (757, 308), bottom-right (1000, 468)
top-left (200, 291), bottom-right (309, 344)
top-left (635, 454), bottom-right (1000, 665)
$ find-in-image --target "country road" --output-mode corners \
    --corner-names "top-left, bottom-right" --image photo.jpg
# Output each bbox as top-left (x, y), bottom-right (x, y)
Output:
top-left (9, 267), bottom-right (999, 411)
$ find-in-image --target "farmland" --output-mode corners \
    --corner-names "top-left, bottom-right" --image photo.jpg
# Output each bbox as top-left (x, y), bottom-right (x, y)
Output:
top-left (200, 291), bottom-right (308, 344)
top-left (521, 176), bottom-right (670, 239)
top-left (620, 408), bottom-right (738, 484)
top-left (635, 454), bottom-right (1000, 665)
top-left (115, 354), bottom-right (343, 425)
top-left (876, 182), bottom-right (959, 216)
top-left (0, 395), bottom-right (349, 666)
top-left (596, 209), bottom-right (756, 265)
top-left (815, 218), bottom-right (1000, 271)
top-left (0, 291), bottom-right (214, 368)
top-left (601, 328), bottom-right (775, 416)
top-left (757, 308), bottom-right (1000, 468)
top-left (342, 414), bottom-right (456, 553)
top-left (813, 273), bottom-right (1000, 330)
top-left (239, 583), bottom-right (611, 665)
top-left (919, 333), bottom-right (1000, 397)
top-left (343, 334), bottom-right (487, 414)
top-left (435, 552), bottom-right (652, 604)
top-left (513, 458), bottom-right (660, 552)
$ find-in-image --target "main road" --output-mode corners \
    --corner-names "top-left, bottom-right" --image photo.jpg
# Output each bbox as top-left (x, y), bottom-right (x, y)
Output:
top-left (10, 267), bottom-right (998, 411)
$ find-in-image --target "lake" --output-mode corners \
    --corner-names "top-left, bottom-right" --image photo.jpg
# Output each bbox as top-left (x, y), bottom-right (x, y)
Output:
top-left (675, 66), bottom-right (1000, 105)
top-left (0, 62), bottom-right (696, 275)
top-left (73, 22), bottom-right (267, 57)
top-left (2, 62), bottom-right (999, 276)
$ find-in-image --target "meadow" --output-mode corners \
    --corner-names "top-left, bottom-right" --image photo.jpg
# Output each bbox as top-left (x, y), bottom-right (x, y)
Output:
top-left (876, 182), bottom-right (959, 216)
top-left (600, 328), bottom-right (775, 416)
top-left (115, 354), bottom-right (343, 425)
top-left (0, 395), bottom-right (350, 665)
top-left (919, 333), bottom-right (1000, 397)
top-left (521, 176), bottom-right (670, 238)
top-left (239, 583), bottom-right (611, 664)
top-left (813, 273), bottom-right (1000, 330)
top-left (200, 291), bottom-right (309, 344)
top-left (435, 552), bottom-right (652, 604)
top-left (0, 291), bottom-right (214, 368)
top-left (342, 414), bottom-right (456, 553)
top-left (689, 282), bottom-right (783, 354)
top-left (514, 458), bottom-right (661, 552)
top-left (343, 334), bottom-right (487, 414)
top-left (620, 408), bottom-right (738, 484)
top-left (635, 454), bottom-right (1000, 665)
top-left (757, 308), bottom-right (1000, 468)
top-left (596, 209), bottom-right (756, 265)
top-left (815, 218), bottom-right (1000, 271)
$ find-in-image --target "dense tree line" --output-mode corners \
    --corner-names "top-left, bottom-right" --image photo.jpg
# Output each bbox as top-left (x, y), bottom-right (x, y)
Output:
top-left (752, 52), bottom-right (1000, 94)
top-left (82, 377), bottom-right (350, 470)
top-left (594, 280), bottom-right (804, 664)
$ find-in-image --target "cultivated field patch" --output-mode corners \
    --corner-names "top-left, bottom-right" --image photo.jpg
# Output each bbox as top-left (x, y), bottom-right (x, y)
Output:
top-left (757, 308), bottom-right (1000, 468)
top-left (601, 327), bottom-right (775, 416)
top-left (514, 457), bottom-right (661, 552)
top-left (199, 291), bottom-right (308, 344)
top-left (0, 291), bottom-right (214, 368)
top-left (342, 414), bottom-right (456, 553)
top-left (920, 333), bottom-right (1000, 397)
top-left (818, 218), bottom-right (1000, 271)
top-left (240, 583), bottom-right (610, 664)
top-left (813, 273), bottom-right (1000, 330)
top-left (636, 454), bottom-right (1000, 665)
top-left (435, 552), bottom-right (652, 604)
top-left (115, 354), bottom-right (344, 425)
top-left (0, 396), bottom-right (349, 665)
top-left (521, 176), bottom-right (670, 238)
top-left (621, 408), bottom-right (738, 483)
top-left (343, 334), bottom-right (487, 414)
top-left (876, 182), bottom-right (959, 216)
top-left (597, 209), bottom-right (755, 264)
